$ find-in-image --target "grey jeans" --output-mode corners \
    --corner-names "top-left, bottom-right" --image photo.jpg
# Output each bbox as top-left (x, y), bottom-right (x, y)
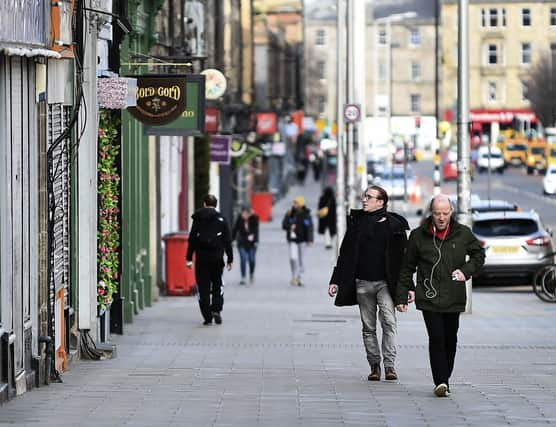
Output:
top-left (356, 279), bottom-right (397, 368)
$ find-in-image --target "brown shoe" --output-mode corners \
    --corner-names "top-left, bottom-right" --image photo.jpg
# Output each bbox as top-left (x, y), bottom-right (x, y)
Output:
top-left (367, 364), bottom-right (381, 381)
top-left (384, 367), bottom-right (398, 380)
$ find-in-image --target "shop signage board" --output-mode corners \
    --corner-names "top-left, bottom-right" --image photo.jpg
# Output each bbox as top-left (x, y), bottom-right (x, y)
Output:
top-left (144, 74), bottom-right (206, 136)
top-left (210, 135), bottom-right (231, 164)
top-left (256, 112), bottom-right (277, 134)
top-left (127, 75), bottom-right (187, 125)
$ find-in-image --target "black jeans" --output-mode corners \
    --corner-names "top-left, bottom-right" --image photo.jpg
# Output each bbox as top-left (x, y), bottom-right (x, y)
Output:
top-left (422, 310), bottom-right (460, 387)
top-left (195, 259), bottom-right (224, 321)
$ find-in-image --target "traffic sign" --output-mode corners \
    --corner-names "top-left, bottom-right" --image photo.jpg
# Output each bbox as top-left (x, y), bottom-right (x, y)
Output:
top-left (343, 103), bottom-right (361, 123)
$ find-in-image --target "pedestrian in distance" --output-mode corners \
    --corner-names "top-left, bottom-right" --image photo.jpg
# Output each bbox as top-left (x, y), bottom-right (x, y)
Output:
top-left (232, 206), bottom-right (259, 285)
top-left (328, 185), bottom-right (410, 381)
top-left (395, 194), bottom-right (485, 397)
top-left (282, 196), bottom-right (314, 286)
top-left (317, 186), bottom-right (337, 249)
top-left (186, 194), bottom-right (233, 326)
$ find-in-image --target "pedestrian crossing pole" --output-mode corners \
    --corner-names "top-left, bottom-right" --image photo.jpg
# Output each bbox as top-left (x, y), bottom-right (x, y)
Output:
top-left (433, 147), bottom-right (441, 196)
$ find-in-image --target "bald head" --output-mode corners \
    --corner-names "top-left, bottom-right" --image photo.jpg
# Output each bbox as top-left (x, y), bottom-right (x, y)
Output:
top-left (430, 194), bottom-right (453, 231)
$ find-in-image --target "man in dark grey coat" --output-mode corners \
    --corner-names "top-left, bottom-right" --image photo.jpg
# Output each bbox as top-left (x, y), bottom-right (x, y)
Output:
top-left (328, 185), bottom-right (410, 381)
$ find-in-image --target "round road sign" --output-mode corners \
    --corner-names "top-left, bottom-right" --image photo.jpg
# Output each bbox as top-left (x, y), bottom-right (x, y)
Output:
top-left (343, 104), bottom-right (361, 123)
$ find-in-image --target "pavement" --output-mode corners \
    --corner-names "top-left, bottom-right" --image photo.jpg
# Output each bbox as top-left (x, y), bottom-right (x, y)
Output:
top-left (2, 177), bottom-right (556, 426)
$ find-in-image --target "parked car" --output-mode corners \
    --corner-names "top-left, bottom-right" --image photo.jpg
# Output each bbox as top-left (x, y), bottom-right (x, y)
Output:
top-left (476, 145), bottom-right (504, 174)
top-left (543, 164), bottom-right (556, 195)
top-left (472, 210), bottom-right (554, 284)
top-left (372, 165), bottom-right (421, 200)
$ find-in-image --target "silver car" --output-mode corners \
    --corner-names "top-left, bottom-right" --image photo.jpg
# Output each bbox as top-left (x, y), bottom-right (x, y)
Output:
top-left (472, 210), bottom-right (554, 283)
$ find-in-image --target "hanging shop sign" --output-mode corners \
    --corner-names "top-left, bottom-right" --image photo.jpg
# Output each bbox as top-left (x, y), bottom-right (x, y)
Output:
top-left (256, 112), bottom-right (277, 134)
top-left (205, 107), bottom-right (219, 133)
top-left (230, 138), bottom-right (247, 157)
top-left (210, 135), bottom-right (231, 164)
top-left (144, 74), bottom-right (206, 136)
top-left (201, 68), bottom-right (227, 100)
top-left (127, 75), bottom-right (187, 125)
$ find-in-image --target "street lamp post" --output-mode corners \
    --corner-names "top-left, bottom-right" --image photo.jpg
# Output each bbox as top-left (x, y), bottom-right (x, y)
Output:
top-left (336, 0), bottom-right (346, 246)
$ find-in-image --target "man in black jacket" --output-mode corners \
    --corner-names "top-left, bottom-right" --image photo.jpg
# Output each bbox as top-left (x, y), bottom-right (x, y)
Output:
top-left (328, 185), bottom-right (410, 381)
top-left (186, 195), bottom-right (233, 325)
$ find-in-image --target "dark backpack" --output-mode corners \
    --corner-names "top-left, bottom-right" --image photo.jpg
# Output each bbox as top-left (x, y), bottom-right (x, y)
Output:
top-left (195, 219), bottom-right (223, 250)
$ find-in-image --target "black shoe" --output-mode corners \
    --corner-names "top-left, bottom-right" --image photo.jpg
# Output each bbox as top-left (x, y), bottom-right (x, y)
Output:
top-left (203, 318), bottom-right (212, 326)
top-left (385, 367), bottom-right (398, 380)
top-left (213, 312), bottom-right (222, 324)
top-left (368, 364), bottom-right (381, 381)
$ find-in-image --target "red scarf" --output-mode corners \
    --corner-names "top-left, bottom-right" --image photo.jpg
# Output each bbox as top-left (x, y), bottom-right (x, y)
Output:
top-left (429, 223), bottom-right (450, 240)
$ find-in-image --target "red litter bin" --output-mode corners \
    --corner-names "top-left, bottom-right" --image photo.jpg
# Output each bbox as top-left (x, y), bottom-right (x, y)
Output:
top-left (162, 232), bottom-right (197, 296)
top-left (251, 192), bottom-right (273, 222)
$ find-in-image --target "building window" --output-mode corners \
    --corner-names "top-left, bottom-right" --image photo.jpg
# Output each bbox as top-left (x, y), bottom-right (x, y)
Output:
top-left (489, 8), bottom-right (498, 27)
top-left (317, 60), bottom-right (326, 79)
top-left (551, 42), bottom-right (556, 59)
top-left (315, 29), bottom-right (325, 46)
top-left (521, 43), bottom-right (531, 65)
top-left (488, 81), bottom-right (497, 102)
top-left (410, 61), bottom-right (421, 81)
top-left (522, 8), bottom-right (531, 26)
top-left (502, 8), bottom-right (506, 26)
top-left (481, 9), bottom-right (486, 27)
top-left (410, 94), bottom-right (421, 113)
top-left (409, 29), bottom-right (420, 45)
top-left (521, 81), bottom-right (529, 102)
top-left (551, 8), bottom-right (556, 26)
top-left (378, 28), bottom-right (387, 45)
top-left (318, 96), bottom-right (326, 114)
top-left (378, 61), bottom-right (386, 81)
top-left (488, 44), bottom-right (498, 65)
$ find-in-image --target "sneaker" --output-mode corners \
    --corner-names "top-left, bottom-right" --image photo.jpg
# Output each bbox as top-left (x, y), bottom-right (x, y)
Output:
top-left (203, 318), bottom-right (212, 326)
top-left (249, 274), bottom-right (254, 284)
top-left (297, 279), bottom-right (304, 287)
top-left (367, 364), bottom-right (381, 381)
top-left (213, 312), bottom-right (222, 325)
top-left (290, 278), bottom-right (298, 286)
top-left (239, 279), bottom-right (246, 285)
top-left (434, 383), bottom-right (449, 397)
top-left (384, 367), bottom-right (398, 381)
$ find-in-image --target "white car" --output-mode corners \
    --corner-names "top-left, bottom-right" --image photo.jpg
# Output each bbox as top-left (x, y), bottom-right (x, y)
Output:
top-left (372, 166), bottom-right (421, 200)
top-left (543, 165), bottom-right (556, 195)
top-left (476, 145), bottom-right (504, 173)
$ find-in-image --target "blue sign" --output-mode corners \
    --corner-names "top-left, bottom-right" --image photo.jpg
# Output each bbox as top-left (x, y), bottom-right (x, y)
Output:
top-left (210, 135), bottom-right (231, 164)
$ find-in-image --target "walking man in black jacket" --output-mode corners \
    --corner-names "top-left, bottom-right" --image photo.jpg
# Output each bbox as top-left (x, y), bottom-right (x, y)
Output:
top-left (328, 185), bottom-right (410, 381)
top-left (186, 195), bottom-right (233, 325)
top-left (395, 194), bottom-right (485, 397)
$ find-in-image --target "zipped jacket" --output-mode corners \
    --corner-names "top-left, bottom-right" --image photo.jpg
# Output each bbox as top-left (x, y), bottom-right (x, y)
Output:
top-left (329, 209), bottom-right (409, 306)
top-left (395, 217), bottom-right (485, 313)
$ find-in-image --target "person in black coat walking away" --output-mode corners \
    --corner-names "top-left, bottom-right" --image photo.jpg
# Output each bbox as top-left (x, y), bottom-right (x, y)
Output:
top-left (395, 194), bottom-right (485, 397)
top-left (328, 185), bottom-right (410, 381)
top-left (317, 186), bottom-right (337, 249)
top-left (232, 207), bottom-right (259, 285)
top-left (186, 195), bottom-right (233, 326)
top-left (282, 196), bottom-right (314, 286)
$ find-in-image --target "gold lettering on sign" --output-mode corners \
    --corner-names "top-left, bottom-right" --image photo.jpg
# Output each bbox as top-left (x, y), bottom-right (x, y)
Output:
top-left (182, 110), bottom-right (195, 118)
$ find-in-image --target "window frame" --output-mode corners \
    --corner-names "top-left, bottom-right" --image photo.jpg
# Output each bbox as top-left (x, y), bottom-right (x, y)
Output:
top-left (315, 29), bottom-right (326, 46)
top-left (522, 8), bottom-right (531, 27)
top-left (521, 42), bottom-right (532, 65)
top-left (410, 94), bottom-right (421, 113)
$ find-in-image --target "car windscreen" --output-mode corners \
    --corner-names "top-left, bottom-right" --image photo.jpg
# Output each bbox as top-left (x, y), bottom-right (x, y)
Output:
top-left (381, 170), bottom-right (413, 180)
top-left (506, 144), bottom-right (527, 151)
top-left (472, 219), bottom-right (539, 237)
top-left (480, 152), bottom-right (502, 159)
top-left (531, 147), bottom-right (545, 155)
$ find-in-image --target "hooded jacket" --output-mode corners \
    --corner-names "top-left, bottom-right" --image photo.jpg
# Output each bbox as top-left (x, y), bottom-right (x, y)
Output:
top-left (186, 207), bottom-right (233, 264)
top-left (329, 208), bottom-right (409, 306)
top-left (395, 217), bottom-right (485, 313)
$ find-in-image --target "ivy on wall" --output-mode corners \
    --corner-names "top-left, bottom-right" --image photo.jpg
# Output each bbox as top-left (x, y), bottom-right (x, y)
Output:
top-left (97, 110), bottom-right (121, 311)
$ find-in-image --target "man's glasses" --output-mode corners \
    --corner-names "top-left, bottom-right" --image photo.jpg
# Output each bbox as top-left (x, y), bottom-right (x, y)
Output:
top-left (362, 193), bottom-right (380, 201)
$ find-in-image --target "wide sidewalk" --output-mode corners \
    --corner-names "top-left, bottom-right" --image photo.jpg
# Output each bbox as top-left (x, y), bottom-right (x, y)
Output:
top-left (2, 178), bottom-right (556, 426)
